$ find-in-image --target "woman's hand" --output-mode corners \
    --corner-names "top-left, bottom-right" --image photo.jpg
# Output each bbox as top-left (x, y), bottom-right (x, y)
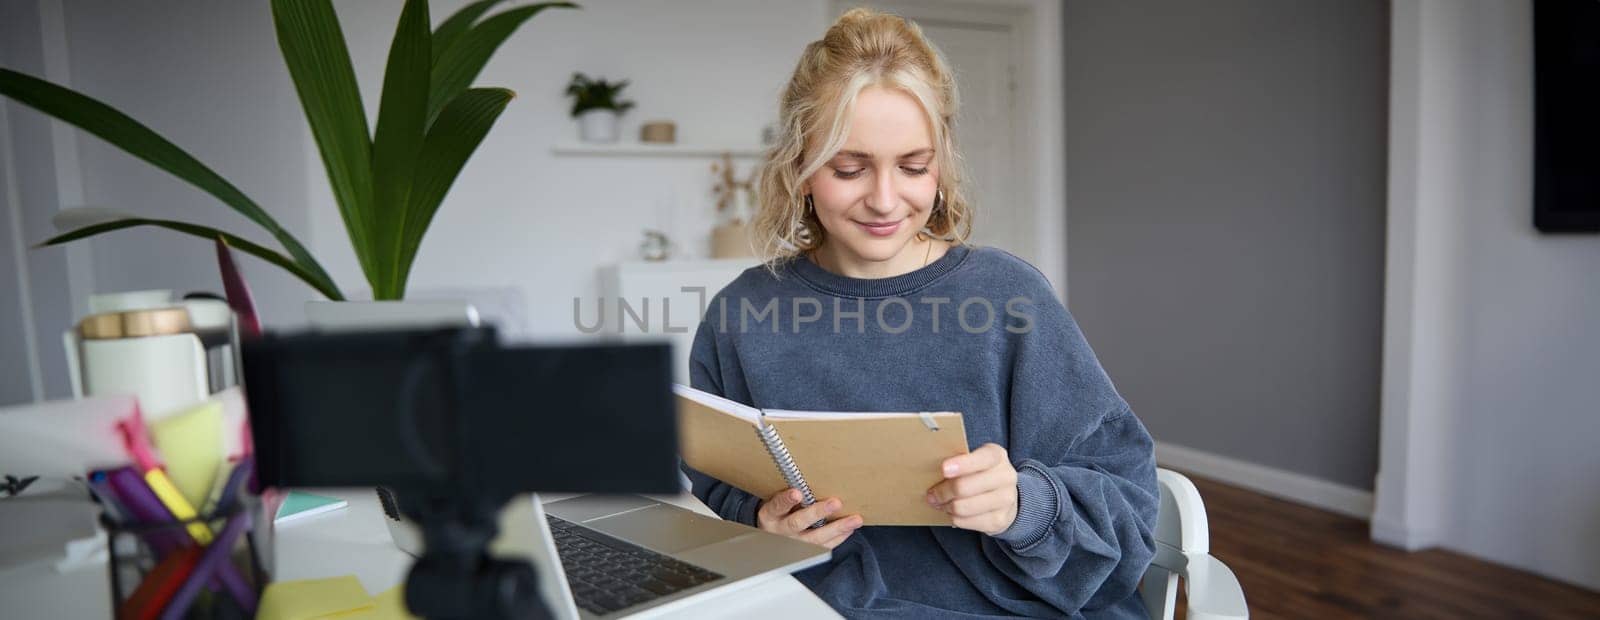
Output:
top-left (756, 488), bottom-right (863, 549)
top-left (925, 443), bottom-right (1019, 536)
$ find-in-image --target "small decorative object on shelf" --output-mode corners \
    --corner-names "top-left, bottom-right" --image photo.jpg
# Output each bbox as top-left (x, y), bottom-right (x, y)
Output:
top-left (566, 72), bottom-right (635, 144)
top-left (710, 152), bottom-right (758, 259)
top-left (640, 120), bottom-right (676, 144)
top-left (640, 229), bottom-right (672, 262)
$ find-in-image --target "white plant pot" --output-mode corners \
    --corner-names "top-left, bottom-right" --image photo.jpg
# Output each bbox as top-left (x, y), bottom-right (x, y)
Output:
top-left (577, 109), bottom-right (620, 143)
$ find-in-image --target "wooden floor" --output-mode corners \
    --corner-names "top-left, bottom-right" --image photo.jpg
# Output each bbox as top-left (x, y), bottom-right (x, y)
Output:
top-left (1174, 473), bottom-right (1600, 619)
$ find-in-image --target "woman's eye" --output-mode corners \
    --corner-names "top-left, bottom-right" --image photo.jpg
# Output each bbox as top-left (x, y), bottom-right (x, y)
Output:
top-left (833, 168), bottom-right (865, 179)
top-left (902, 166), bottom-right (930, 176)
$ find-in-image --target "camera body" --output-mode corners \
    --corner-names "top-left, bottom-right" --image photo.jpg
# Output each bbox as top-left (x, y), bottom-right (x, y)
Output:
top-left (243, 326), bottom-right (680, 619)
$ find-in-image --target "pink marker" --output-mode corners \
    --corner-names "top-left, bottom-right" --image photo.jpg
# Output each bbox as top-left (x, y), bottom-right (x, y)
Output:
top-left (116, 403), bottom-right (164, 472)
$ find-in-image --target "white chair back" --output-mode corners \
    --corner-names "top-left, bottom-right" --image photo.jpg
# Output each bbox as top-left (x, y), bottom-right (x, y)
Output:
top-left (1140, 469), bottom-right (1249, 620)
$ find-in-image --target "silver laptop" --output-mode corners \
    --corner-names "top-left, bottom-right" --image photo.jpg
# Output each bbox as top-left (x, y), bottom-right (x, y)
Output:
top-left (494, 493), bottom-right (831, 619)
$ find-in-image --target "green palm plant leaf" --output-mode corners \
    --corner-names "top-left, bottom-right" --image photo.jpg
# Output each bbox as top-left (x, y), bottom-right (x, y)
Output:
top-left (369, 0), bottom-right (433, 299)
top-left (271, 0), bottom-right (378, 287)
top-left (394, 87), bottom-right (515, 297)
top-left (39, 218), bottom-right (342, 301)
top-left (430, 0), bottom-right (512, 65)
top-left (0, 68), bottom-right (342, 300)
top-left (427, 2), bottom-right (576, 125)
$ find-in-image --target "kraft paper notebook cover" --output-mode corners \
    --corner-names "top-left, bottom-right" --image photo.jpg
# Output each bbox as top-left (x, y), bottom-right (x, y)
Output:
top-left (675, 384), bottom-right (970, 526)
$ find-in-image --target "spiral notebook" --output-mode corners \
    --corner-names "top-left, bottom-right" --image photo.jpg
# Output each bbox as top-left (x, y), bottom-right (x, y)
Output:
top-left (674, 384), bottom-right (969, 526)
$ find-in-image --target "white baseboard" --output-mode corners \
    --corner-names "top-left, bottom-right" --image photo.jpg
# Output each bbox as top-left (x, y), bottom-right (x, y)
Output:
top-left (1155, 442), bottom-right (1374, 520)
top-left (1369, 514), bottom-right (1437, 550)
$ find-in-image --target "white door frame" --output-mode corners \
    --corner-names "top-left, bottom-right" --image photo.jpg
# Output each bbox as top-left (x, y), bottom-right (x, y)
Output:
top-left (826, 0), bottom-right (1067, 304)
top-left (2, 0), bottom-right (95, 403)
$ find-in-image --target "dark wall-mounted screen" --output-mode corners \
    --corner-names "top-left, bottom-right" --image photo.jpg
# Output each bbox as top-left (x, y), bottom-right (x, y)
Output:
top-left (1534, 0), bottom-right (1600, 233)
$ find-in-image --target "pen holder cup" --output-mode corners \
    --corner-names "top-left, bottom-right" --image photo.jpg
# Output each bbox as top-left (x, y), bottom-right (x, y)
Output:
top-left (100, 495), bottom-right (268, 620)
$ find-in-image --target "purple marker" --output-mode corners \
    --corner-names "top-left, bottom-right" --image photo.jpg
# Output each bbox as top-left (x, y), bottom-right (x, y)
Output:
top-left (103, 467), bottom-right (189, 557)
top-left (85, 472), bottom-right (131, 526)
top-left (159, 511), bottom-right (253, 620)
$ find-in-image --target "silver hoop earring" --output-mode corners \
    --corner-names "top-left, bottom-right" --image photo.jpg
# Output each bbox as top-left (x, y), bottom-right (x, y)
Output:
top-left (805, 194), bottom-right (814, 212)
top-left (933, 189), bottom-right (945, 215)
top-left (792, 194), bottom-right (812, 233)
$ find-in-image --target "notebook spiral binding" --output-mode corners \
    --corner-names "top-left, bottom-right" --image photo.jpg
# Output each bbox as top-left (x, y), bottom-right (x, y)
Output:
top-left (755, 421), bottom-right (828, 529)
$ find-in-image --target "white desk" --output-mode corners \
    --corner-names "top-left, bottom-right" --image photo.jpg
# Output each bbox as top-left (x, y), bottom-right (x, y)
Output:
top-left (3, 489), bottom-right (837, 619)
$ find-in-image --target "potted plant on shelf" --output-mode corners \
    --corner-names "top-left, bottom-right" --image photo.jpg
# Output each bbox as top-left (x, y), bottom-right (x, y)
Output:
top-left (566, 72), bottom-right (635, 143)
top-left (0, 0), bottom-right (576, 558)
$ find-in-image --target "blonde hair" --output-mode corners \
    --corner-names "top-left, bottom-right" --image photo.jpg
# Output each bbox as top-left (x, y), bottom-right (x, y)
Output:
top-left (753, 8), bottom-right (973, 276)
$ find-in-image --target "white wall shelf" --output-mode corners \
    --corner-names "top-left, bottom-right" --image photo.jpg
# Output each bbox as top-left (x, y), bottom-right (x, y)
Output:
top-left (551, 142), bottom-right (766, 158)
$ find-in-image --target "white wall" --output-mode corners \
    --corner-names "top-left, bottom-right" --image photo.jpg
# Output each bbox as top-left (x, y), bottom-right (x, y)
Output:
top-left (1374, 0), bottom-right (1600, 591)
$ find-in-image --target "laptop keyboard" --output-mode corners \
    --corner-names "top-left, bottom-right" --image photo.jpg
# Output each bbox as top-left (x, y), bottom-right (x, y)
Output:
top-left (545, 515), bottom-right (725, 615)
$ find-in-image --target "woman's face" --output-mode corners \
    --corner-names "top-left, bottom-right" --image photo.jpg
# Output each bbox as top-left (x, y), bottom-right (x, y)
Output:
top-left (804, 85), bottom-right (940, 268)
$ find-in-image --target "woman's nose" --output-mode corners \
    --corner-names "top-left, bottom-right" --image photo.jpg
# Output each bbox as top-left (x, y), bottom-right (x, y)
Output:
top-left (866, 171), bottom-right (899, 215)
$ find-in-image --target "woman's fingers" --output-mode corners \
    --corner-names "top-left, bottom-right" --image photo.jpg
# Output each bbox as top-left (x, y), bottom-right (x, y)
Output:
top-left (800, 514), bottom-right (863, 547)
top-left (941, 442), bottom-right (1007, 478)
top-left (757, 488), bottom-right (804, 530)
top-left (756, 492), bottom-right (861, 545)
top-left (926, 447), bottom-right (1022, 535)
top-left (951, 493), bottom-right (1019, 535)
top-left (815, 528), bottom-right (856, 549)
top-left (943, 488), bottom-right (1012, 518)
top-left (784, 497), bottom-right (841, 533)
top-left (926, 462), bottom-right (1014, 506)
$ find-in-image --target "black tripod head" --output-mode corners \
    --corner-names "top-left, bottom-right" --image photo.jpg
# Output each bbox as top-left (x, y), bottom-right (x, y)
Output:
top-left (399, 491), bottom-right (548, 620)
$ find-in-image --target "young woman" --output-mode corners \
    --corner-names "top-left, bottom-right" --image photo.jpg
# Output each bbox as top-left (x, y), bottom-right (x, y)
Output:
top-left (683, 9), bottom-right (1158, 618)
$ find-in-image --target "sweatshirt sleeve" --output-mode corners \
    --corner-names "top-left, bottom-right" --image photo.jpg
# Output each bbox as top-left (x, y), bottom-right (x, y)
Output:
top-left (681, 319), bottom-right (764, 528)
top-left (977, 290), bottom-right (1160, 614)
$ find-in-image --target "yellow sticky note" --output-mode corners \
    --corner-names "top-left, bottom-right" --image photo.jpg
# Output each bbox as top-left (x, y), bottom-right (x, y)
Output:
top-left (257, 576), bottom-right (376, 620)
top-left (147, 399), bottom-right (223, 507)
top-left (356, 586), bottom-right (420, 620)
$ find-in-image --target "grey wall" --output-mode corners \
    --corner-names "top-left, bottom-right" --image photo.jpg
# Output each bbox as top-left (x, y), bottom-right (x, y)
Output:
top-left (1063, 0), bottom-right (1390, 489)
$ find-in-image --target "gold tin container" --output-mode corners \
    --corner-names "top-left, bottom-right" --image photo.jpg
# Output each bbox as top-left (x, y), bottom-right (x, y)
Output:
top-left (78, 307), bottom-right (193, 340)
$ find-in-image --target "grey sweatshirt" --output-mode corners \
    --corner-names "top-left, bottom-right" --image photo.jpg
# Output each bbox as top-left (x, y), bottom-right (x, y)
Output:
top-left (683, 244), bottom-right (1158, 619)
